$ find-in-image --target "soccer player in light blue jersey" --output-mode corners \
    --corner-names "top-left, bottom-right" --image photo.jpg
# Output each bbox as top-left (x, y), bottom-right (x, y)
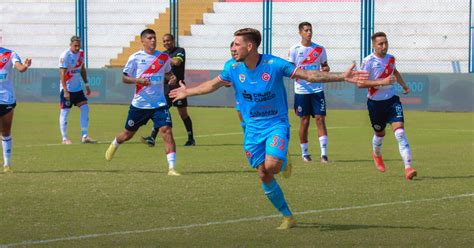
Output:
top-left (170, 28), bottom-right (369, 229)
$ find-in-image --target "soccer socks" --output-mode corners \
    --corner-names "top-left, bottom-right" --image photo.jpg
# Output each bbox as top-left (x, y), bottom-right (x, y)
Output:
top-left (300, 143), bottom-right (309, 156)
top-left (79, 104), bottom-right (89, 138)
top-left (2, 136), bottom-right (12, 166)
top-left (150, 128), bottom-right (159, 140)
top-left (372, 134), bottom-right (384, 157)
top-left (167, 152), bottom-right (176, 169)
top-left (319, 135), bottom-right (328, 157)
top-left (394, 128), bottom-right (412, 168)
top-left (262, 179), bottom-right (292, 217)
top-left (182, 116), bottom-right (194, 141)
top-left (59, 108), bottom-right (71, 141)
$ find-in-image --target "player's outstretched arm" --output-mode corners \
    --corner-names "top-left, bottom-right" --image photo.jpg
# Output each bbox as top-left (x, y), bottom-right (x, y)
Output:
top-left (14, 58), bottom-right (31, 73)
top-left (169, 76), bottom-right (228, 102)
top-left (293, 64), bottom-right (368, 83)
top-left (355, 75), bottom-right (395, 88)
top-left (394, 69), bottom-right (410, 94)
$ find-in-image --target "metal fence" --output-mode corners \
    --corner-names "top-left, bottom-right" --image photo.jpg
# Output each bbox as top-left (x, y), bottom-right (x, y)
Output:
top-left (1, 0), bottom-right (472, 72)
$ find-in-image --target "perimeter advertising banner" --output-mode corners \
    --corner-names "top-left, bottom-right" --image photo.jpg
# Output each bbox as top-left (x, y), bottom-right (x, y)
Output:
top-left (13, 69), bottom-right (473, 112)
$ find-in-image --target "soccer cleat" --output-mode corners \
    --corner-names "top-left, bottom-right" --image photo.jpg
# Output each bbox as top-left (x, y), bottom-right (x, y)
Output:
top-left (372, 151), bottom-right (386, 172)
top-left (62, 139), bottom-right (72, 145)
top-left (320, 155), bottom-right (329, 164)
top-left (302, 154), bottom-right (312, 162)
top-left (405, 168), bottom-right (417, 180)
top-left (277, 216), bottom-right (297, 230)
top-left (141, 136), bottom-right (155, 147)
top-left (168, 169), bottom-right (181, 176)
top-left (3, 166), bottom-right (13, 173)
top-left (281, 153), bottom-right (292, 178)
top-left (184, 139), bottom-right (195, 146)
top-left (81, 136), bottom-right (97, 144)
top-left (105, 143), bottom-right (118, 161)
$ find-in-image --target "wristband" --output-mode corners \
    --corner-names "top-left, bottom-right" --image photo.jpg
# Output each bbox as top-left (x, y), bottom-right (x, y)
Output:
top-left (84, 82), bottom-right (90, 87)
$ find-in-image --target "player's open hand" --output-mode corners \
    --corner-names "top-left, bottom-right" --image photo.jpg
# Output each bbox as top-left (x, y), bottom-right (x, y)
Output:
top-left (24, 58), bottom-right (32, 68)
top-left (169, 81), bottom-right (187, 102)
top-left (343, 64), bottom-right (369, 83)
top-left (138, 78), bottom-right (151, 86)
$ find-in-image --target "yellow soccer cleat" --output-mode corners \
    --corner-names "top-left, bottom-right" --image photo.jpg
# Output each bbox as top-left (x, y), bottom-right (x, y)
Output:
top-left (168, 169), bottom-right (181, 176)
top-left (105, 143), bottom-right (118, 161)
top-left (277, 216), bottom-right (297, 230)
top-left (3, 166), bottom-right (13, 173)
top-left (281, 152), bottom-right (292, 179)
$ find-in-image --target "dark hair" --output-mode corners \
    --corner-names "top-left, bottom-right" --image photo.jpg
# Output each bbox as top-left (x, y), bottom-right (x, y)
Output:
top-left (234, 28), bottom-right (261, 48)
top-left (298, 22), bottom-right (312, 31)
top-left (140, 29), bottom-right (156, 38)
top-left (70, 35), bottom-right (80, 43)
top-left (163, 33), bottom-right (175, 40)
top-left (371, 32), bottom-right (387, 41)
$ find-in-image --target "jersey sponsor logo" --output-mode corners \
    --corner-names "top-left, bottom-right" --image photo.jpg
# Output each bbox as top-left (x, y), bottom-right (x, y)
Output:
top-left (261, 72), bottom-right (271, 82)
top-left (242, 91), bottom-right (276, 102)
top-left (239, 74), bottom-right (245, 83)
top-left (249, 109), bottom-right (278, 118)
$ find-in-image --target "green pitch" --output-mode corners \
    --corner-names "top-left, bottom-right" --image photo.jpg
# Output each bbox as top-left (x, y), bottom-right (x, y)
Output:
top-left (1, 102), bottom-right (473, 247)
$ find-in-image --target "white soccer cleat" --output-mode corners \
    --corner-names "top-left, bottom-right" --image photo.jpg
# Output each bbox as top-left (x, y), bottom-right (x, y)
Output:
top-left (105, 143), bottom-right (118, 161)
top-left (168, 169), bottom-right (181, 176)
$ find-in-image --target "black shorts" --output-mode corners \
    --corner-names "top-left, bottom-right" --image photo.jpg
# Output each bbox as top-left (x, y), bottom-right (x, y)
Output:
top-left (165, 82), bottom-right (188, 108)
top-left (367, 95), bottom-right (404, 132)
top-left (0, 102), bottom-right (16, 116)
top-left (124, 105), bottom-right (173, 132)
top-left (60, 90), bottom-right (88, 109)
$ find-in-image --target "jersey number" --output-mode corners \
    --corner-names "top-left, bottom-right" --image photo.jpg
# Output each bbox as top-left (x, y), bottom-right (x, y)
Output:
top-left (270, 136), bottom-right (285, 150)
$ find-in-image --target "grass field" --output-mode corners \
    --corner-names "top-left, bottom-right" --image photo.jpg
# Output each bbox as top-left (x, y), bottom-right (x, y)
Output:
top-left (0, 102), bottom-right (473, 247)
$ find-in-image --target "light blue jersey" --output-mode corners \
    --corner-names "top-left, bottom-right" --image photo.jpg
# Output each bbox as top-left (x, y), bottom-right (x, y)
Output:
top-left (219, 54), bottom-right (297, 132)
top-left (219, 54), bottom-right (297, 168)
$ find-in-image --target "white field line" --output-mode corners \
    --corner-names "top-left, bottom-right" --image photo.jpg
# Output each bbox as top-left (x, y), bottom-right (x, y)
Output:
top-left (14, 126), bottom-right (473, 149)
top-left (2, 193), bottom-right (472, 247)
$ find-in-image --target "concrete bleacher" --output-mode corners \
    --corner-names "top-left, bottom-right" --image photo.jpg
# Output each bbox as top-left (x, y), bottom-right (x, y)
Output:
top-left (181, 0), bottom-right (470, 72)
top-left (0, 0), bottom-right (168, 68)
top-left (0, 0), bottom-right (470, 72)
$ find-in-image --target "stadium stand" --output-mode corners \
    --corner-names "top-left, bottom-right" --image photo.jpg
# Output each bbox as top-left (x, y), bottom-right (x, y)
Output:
top-left (0, 0), bottom-right (470, 72)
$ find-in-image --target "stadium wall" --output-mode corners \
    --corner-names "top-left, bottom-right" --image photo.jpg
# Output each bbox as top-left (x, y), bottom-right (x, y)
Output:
top-left (12, 69), bottom-right (473, 112)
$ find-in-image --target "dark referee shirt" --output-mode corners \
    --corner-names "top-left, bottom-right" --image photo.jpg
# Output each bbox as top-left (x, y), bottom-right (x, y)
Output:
top-left (166, 47), bottom-right (185, 82)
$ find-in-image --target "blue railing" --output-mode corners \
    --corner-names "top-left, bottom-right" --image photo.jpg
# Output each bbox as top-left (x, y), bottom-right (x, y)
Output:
top-left (75, 0), bottom-right (88, 68)
top-left (262, 0), bottom-right (273, 55)
top-left (469, 0), bottom-right (473, 73)
top-left (360, 0), bottom-right (374, 64)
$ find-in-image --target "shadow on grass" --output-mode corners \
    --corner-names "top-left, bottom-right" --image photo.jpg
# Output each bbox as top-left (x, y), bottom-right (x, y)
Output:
top-left (11, 169), bottom-right (255, 175)
top-left (296, 222), bottom-right (470, 232)
top-left (417, 175), bottom-right (474, 180)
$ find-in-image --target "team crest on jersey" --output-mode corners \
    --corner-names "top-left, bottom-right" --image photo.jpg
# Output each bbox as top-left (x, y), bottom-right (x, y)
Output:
top-left (313, 52), bottom-right (319, 57)
top-left (389, 63), bottom-right (394, 69)
top-left (158, 60), bottom-right (164, 65)
top-left (1, 57), bottom-right (6, 63)
top-left (261, 72), bottom-right (271, 82)
top-left (239, 74), bottom-right (245, 83)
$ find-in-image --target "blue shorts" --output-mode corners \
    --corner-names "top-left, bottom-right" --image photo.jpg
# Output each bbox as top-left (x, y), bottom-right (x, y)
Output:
top-left (244, 122), bottom-right (290, 170)
top-left (367, 95), bottom-right (404, 132)
top-left (0, 102), bottom-right (16, 116)
top-left (125, 105), bottom-right (172, 132)
top-left (60, 90), bottom-right (87, 109)
top-left (294, 91), bottom-right (326, 117)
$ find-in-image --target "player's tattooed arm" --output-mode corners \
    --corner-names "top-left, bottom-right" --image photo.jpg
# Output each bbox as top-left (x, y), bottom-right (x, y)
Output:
top-left (355, 75), bottom-right (395, 88)
top-left (293, 64), bottom-right (368, 83)
top-left (169, 76), bottom-right (228, 102)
